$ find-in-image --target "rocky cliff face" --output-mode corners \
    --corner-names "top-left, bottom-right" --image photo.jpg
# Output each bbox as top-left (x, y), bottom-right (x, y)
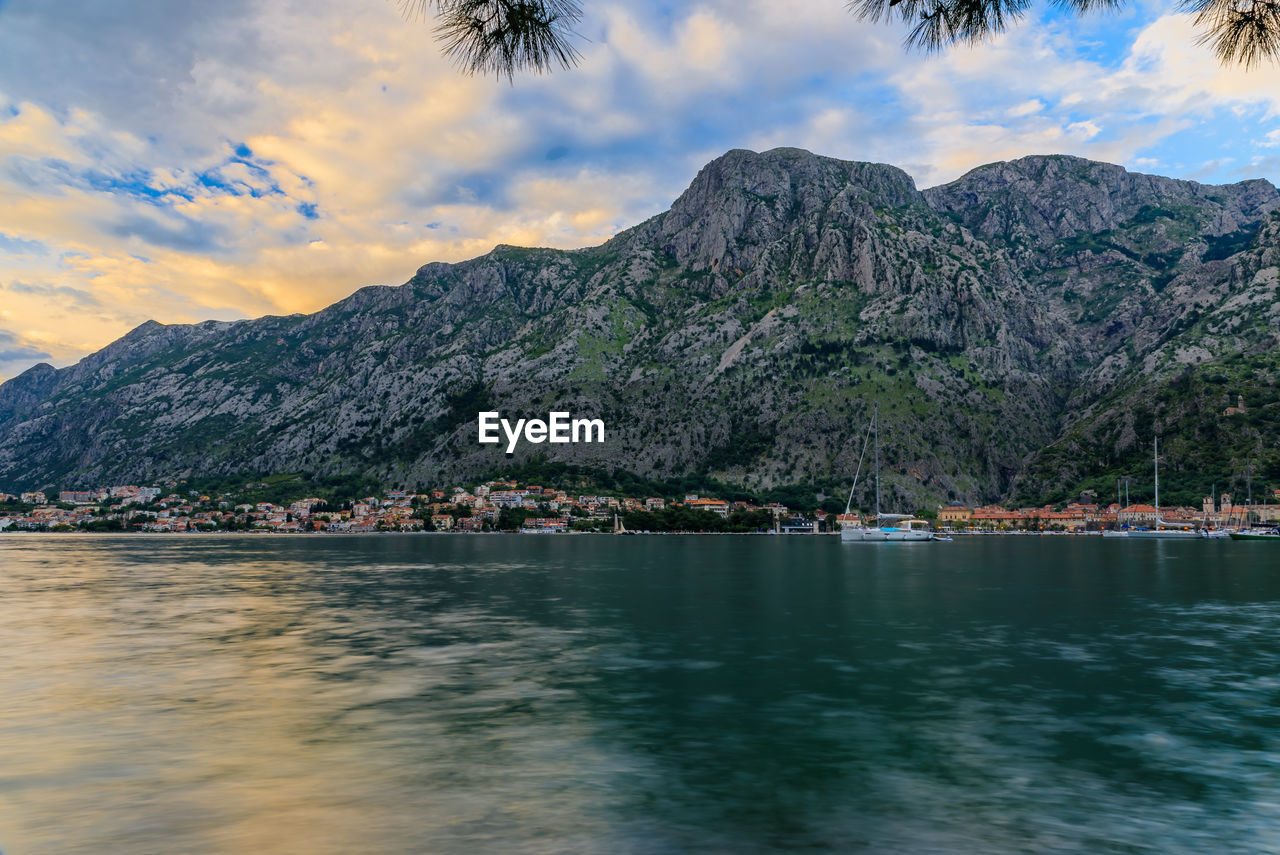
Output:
top-left (1, 148), bottom-right (1277, 506)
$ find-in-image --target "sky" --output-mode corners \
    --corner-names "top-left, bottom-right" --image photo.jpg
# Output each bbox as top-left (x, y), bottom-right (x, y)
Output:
top-left (1, 0), bottom-right (1279, 381)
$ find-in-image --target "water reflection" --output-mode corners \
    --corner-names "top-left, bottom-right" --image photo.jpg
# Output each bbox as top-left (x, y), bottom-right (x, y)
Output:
top-left (0, 534), bottom-right (1277, 853)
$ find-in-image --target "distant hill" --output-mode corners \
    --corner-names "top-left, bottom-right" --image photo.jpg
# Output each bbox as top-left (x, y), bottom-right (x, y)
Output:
top-left (2, 147), bottom-right (1278, 508)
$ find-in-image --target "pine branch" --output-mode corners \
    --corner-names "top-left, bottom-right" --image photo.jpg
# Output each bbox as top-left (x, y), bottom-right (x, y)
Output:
top-left (397, 0), bottom-right (583, 81)
top-left (1184, 0), bottom-right (1280, 67)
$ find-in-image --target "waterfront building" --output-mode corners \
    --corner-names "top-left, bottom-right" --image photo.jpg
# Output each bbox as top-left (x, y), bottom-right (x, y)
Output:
top-left (1118, 504), bottom-right (1158, 525)
top-left (519, 518), bottom-right (568, 532)
top-left (686, 498), bottom-right (731, 517)
top-left (780, 518), bottom-right (819, 534)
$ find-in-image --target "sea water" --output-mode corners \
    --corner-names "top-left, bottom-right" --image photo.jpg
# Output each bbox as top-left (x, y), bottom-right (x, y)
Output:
top-left (1, 534), bottom-right (1277, 853)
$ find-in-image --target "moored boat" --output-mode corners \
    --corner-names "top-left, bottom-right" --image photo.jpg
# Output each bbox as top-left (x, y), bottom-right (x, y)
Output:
top-left (1127, 437), bottom-right (1201, 540)
top-left (842, 517), bottom-right (936, 542)
top-left (840, 405), bottom-right (935, 543)
top-left (1229, 527), bottom-right (1280, 541)
top-left (1129, 527), bottom-right (1200, 540)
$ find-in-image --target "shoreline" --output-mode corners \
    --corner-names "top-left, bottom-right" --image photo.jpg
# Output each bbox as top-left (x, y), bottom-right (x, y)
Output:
top-left (0, 528), bottom-right (1230, 538)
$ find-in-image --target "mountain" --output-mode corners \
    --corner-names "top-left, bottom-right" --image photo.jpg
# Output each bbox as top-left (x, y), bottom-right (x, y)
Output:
top-left (2, 148), bottom-right (1279, 507)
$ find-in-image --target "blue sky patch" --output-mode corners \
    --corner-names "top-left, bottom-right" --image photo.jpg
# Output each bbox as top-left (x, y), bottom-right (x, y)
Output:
top-left (0, 232), bottom-right (52, 257)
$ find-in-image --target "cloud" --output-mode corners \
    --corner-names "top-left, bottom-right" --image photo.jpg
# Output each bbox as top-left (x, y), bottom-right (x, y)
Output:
top-left (1008, 100), bottom-right (1046, 118)
top-left (0, 0), bottom-right (262, 155)
top-left (881, 10), bottom-right (1280, 186)
top-left (0, 328), bottom-right (52, 377)
top-left (4, 280), bottom-right (101, 307)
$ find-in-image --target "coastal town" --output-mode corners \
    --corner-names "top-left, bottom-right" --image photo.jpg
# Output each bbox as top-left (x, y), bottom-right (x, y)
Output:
top-left (935, 494), bottom-right (1280, 530)
top-left (0, 481), bottom-right (802, 534)
top-left (2, 479), bottom-right (1278, 534)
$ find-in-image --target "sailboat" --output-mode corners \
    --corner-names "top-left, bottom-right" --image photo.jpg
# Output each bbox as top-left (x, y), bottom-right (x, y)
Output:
top-left (1230, 468), bottom-right (1280, 539)
top-left (1128, 437), bottom-right (1199, 540)
top-left (840, 405), bottom-right (934, 543)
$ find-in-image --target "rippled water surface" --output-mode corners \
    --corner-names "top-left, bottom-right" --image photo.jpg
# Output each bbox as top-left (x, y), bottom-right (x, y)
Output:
top-left (1, 534), bottom-right (1278, 853)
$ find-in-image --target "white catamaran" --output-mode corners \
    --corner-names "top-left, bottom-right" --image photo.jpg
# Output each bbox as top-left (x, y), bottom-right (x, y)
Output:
top-left (841, 405), bottom-right (935, 543)
top-left (1128, 436), bottom-right (1199, 540)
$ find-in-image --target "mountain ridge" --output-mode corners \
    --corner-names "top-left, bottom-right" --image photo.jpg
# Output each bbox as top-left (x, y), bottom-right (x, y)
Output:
top-left (3, 147), bottom-right (1278, 506)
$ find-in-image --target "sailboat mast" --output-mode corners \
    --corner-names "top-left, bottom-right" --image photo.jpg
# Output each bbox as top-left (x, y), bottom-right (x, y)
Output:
top-left (844, 413), bottom-right (875, 517)
top-left (1247, 460), bottom-right (1252, 523)
top-left (1153, 437), bottom-right (1160, 522)
top-left (874, 405), bottom-right (881, 521)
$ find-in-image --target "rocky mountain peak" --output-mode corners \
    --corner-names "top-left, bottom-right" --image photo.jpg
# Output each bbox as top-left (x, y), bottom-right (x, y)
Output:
top-left (656, 148), bottom-right (921, 271)
top-left (924, 154), bottom-right (1279, 245)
